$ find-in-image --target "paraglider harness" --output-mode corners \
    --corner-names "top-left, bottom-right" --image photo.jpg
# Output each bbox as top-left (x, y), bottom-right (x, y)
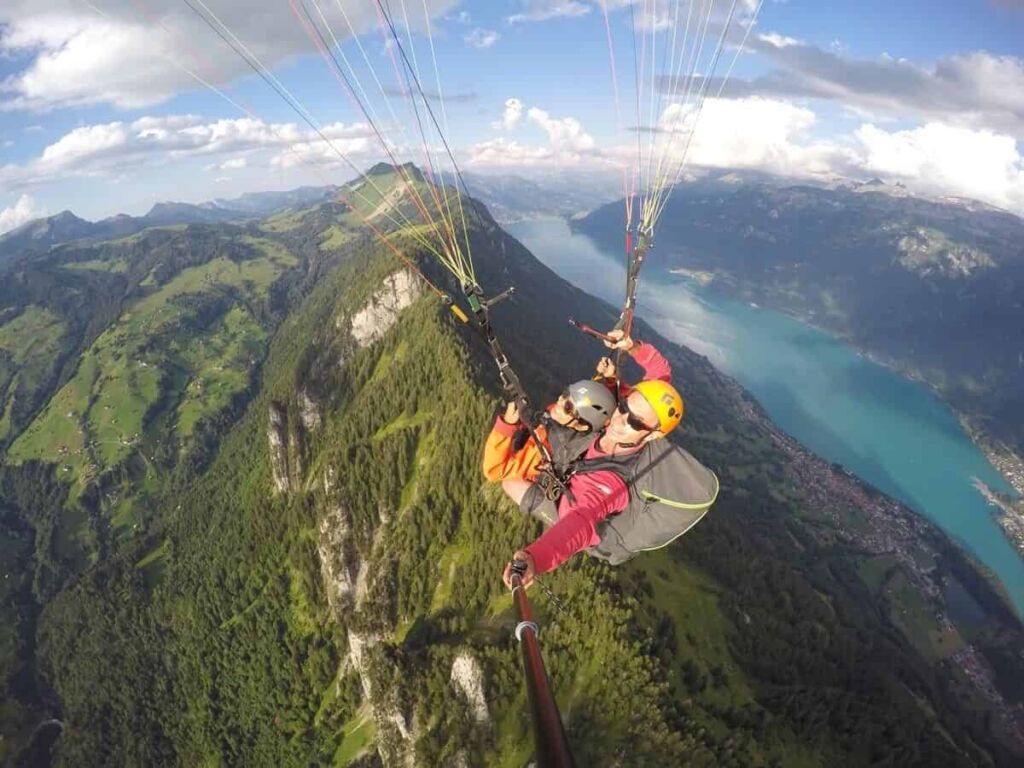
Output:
top-left (526, 416), bottom-right (719, 566)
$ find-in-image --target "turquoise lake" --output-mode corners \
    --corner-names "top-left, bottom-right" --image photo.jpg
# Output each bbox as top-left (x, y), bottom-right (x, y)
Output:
top-left (507, 216), bottom-right (1024, 617)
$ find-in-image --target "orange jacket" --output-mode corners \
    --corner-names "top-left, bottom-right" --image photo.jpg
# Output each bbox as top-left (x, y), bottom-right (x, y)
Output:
top-left (482, 413), bottom-right (550, 482)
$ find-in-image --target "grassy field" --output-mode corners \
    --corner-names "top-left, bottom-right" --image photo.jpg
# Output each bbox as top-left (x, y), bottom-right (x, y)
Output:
top-left (371, 409), bottom-right (432, 443)
top-left (333, 706), bottom-right (375, 766)
top-left (366, 339), bottom-right (409, 387)
top-left (858, 554), bottom-right (965, 662)
top-left (288, 562), bottom-right (318, 637)
top-left (261, 209), bottom-right (307, 233)
top-left (240, 236), bottom-right (299, 270)
top-left (398, 424), bottom-right (434, 513)
top-left (8, 242), bottom-right (298, 524)
top-left (341, 176), bottom-right (458, 233)
top-left (429, 538), bottom-right (473, 614)
top-left (638, 551), bottom-right (756, 708)
top-left (176, 306), bottom-right (267, 439)
top-left (857, 553), bottom-right (901, 593)
top-left (886, 570), bottom-right (965, 662)
top-left (135, 539), bottom-right (169, 569)
top-left (0, 306), bottom-right (67, 443)
top-left (319, 226), bottom-right (353, 251)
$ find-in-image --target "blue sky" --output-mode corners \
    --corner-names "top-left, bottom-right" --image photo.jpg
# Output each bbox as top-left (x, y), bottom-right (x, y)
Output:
top-left (1, 0), bottom-right (1023, 230)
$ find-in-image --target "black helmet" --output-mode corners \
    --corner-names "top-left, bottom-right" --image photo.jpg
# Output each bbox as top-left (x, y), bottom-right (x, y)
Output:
top-left (562, 380), bottom-right (616, 432)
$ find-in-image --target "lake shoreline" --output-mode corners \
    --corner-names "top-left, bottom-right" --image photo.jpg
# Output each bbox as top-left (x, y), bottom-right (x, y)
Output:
top-left (668, 266), bottom-right (1024, 557)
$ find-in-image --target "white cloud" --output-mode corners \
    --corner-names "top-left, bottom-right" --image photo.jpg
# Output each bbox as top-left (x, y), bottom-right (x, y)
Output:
top-left (729, 38), bottom-right (1024, 137)
top-left (600, 0), bottom-right (760, 33)
top-left (40, 122), bottom-right (131, 167)
top-left (0, 194), bottom-right (45, 234)
top-left (468, 138), bottom-right (554, 167)
top-left (0, 115), bottom-right (376, 189)
top-left (854, 122), bottom-right (1024, 211)
top-left (473, 103), bottom-right (600, 167)
top-left (269, 129), bottom-right (372, 170)
top-left (652, 97), bottom-right (855, 179)
top-left (465, 28), bottom-right (500, 49)
top-left (645, 97), bottom-right (1024, 212)
top-left (758, 32), bottom-right (801, 48)
top-left (219, 157), bottom-right (247, 170)
top-left (492, 98), bottom-right (524, 131)
top-left (527, 107), bottom-right (596, 152)
top-left (506, 1), bottom-right (591, 24)
top-left (0, 0), bottom-right (459, 111)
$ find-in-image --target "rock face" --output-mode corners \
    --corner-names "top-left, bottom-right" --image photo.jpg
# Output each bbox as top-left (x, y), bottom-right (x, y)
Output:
top-left (450, 652), bottom-right (490, 724)
top-left (347, 629), bottom-right (380, 699)
top-left (288, 425), bottom-right (304, 485)
top-left (348, 270), bottom-right (421, 348)
top-left (316, 469), bottom-right (413, 766)
top-left (267, 401), bottom-right (305, 494)
top-left (897, 229), bottom-right (995, 278)
top-left (317, 504), bottom-right (358, 615)
top-left (299, 388), bottom-right (321, 431)
top-left (267, 402), bottom-right (291, 494)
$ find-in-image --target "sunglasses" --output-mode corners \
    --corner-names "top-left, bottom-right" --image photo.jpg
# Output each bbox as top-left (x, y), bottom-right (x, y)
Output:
top-left (617, 398), bottom-right (656, 432)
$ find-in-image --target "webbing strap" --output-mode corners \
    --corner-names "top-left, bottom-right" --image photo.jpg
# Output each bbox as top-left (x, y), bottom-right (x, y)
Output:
top-left (462, 283), bottom-right (573, 500)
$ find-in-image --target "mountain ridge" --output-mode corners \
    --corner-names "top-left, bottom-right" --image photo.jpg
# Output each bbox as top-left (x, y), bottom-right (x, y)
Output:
top-left (0, 187), bottom-right (343, 264)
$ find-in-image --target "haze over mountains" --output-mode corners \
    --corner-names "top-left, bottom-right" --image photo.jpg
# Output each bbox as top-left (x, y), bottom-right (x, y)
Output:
top-left (0, 168), bottom-right (623, 267)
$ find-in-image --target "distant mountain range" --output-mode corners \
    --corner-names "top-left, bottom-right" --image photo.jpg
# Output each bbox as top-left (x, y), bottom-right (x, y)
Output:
top-left (460, 170), bottom-right (622, 222)
top-left (574, 173), bottom-right (1024, 458)
top-left (0, 185), bottom-right (341, 263)
top-left (0, 168), bottom-right (623, 265)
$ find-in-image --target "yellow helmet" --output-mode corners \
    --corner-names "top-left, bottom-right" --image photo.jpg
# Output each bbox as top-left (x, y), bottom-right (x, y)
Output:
top-left (633, 380), bottom-right (684, 433)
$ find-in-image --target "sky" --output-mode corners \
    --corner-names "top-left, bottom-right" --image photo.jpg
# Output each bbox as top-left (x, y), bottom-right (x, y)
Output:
top-left (1, 0), bottom-right (1023, 231)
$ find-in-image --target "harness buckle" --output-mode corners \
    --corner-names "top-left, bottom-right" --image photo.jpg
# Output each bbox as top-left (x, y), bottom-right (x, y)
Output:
top-left (537, 465), bottom-right (576, 504)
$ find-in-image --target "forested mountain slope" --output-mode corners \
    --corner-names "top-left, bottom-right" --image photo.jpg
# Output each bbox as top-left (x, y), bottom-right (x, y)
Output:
top-left (1, 170), bottom-right (1022, 766)
top-left (575, 179), bottom-right (1024, 462)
